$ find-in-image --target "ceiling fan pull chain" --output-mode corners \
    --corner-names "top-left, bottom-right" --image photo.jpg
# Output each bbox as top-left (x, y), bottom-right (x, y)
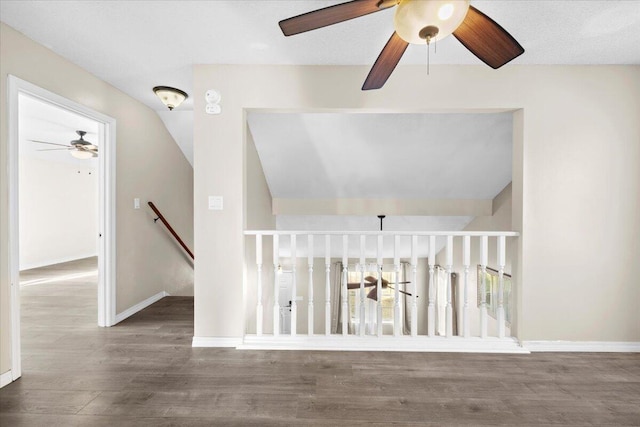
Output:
top-left (425, 39), bottom-right (430, 75)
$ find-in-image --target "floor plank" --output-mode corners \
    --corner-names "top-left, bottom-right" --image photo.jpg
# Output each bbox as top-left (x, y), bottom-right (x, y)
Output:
top-left (1, 258), bottom-right (639, 425)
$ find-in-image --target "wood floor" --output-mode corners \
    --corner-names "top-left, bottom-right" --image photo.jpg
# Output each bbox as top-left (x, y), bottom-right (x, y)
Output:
top-left (1, 260), bottom-right (639, 426)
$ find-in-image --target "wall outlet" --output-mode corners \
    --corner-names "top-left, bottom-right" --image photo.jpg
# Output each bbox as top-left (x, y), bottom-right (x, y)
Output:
top-left (134, 198), bottom-right (140, 209)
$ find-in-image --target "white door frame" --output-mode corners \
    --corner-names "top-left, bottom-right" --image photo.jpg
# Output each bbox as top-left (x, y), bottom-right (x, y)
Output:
top-left (7, 75), bottom-right (117, 381)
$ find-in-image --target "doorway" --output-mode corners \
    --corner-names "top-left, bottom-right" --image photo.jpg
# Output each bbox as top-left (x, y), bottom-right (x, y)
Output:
top-left (7, 76), bottom-right (116, 382)
top-left (279, 271), bottom-right (293, 334)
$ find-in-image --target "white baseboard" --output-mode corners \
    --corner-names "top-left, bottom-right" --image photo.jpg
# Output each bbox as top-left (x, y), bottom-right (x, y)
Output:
top-left (192, 336), bottom-right (244, 348)
top-left (0, 370), bottom-right (13, 388)
top-left (114, 291), bottom-right (169, 324)
top-left (523, 340), bottom-right (640, 352)
top-left (238, 335), bottom-right (529, 353)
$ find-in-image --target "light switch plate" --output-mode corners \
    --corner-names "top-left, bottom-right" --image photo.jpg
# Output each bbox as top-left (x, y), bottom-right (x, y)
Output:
top-left (134, 198), bottom-right (140, 209)
top-left (208, 196), bottom-right (223, 210)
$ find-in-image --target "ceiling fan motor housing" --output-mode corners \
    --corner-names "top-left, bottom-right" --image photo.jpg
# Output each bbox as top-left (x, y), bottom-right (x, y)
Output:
top-left (394, 0), bottom-right (470, 44)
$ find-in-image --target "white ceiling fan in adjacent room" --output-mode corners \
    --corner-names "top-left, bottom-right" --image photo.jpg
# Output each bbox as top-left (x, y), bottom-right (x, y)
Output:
top-left (29, 130), bottom-right (98, 159)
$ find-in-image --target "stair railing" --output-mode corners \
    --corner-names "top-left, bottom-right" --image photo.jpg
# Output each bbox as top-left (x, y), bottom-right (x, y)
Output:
top-left (148, 201), bottom-right (194, 260)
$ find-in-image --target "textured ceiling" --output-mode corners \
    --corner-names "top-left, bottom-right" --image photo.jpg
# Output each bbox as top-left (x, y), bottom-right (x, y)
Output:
top-left (1, 1), bottom-right (639, 115)
top-left (247, 111), bottom-right (512, 199)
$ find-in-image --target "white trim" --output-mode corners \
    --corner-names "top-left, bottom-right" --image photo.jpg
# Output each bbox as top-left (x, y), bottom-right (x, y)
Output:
top-left (7, 75), bottom-right (117, 383)
top-left (114, 291), bottom-right (169, 324)
top-left (238, 335), bottom-right (529, 353)
top-left (192, 336), bottom-right (244, 348)
top-left (0, 371), bottom-right (13, 388)
top-left (244, 230), bottom-right (519, 237)
top-left (523, 341), bottom-right (640, 352)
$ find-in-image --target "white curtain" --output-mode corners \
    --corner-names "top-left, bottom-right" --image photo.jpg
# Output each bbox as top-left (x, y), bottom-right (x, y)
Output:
top-left (433, 265), bottom-right (458, 336)
top-left (330, 261), bottom-right (343, 334)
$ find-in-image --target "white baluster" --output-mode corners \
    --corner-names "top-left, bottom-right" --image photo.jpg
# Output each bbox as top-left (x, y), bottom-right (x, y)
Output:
top-left (307, 234), bottom-right (314, 336)
top-left (497, 235), bottom-right (506, 338)
top-left (256, 234), bottom-right (263, 336)
top-left (463, 235), bottom-right (471, 339)
top-left (273, 234), bottom-right (280, 336)
top-left (376, 235), bottom-right (383, 337)
top-left (410, 235), bottom-right (418, 337)
top-left (445, 235), bottom-right (453, 338)
top-left (290, 235), bottom-right (297, 336)
top-left (428, 235), bottom-right (436, 337)
top-left (393, 235), bottom-right (401, 337)
top-left (341, 235), bottom-right (349, 336)
top-left (359, 235), bottom-right (366, 336)
top-left (325, 235), bottom-right (331, 336)
top-left (480, 235), bottom-right (488, 339)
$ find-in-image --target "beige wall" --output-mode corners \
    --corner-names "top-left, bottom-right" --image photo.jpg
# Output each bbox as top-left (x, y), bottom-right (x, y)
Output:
top-left (272, 198), bottom-right (492, 216)
top-left (194, 63), bottom-right (640, 343)
top-left (0, 23), bottom-right (194, 376)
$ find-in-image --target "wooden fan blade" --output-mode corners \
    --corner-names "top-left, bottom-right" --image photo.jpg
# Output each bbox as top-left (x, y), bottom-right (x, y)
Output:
top-left (453, 6), bottom-right (524, 69)
top-left (279, 0), bottom-right (389, 37)
top-left (37, 148), bottom-right (74, 151)
top-left (364, 275), bottom-right (389, 287)
top-left (362, 31), bottom-right (408, 90)
top-left (366, 287), bottom-right (378, 301)
top-left (29, 139), bottom-right (71, 147)
top-left (347, 282), bottom-right (376, 289)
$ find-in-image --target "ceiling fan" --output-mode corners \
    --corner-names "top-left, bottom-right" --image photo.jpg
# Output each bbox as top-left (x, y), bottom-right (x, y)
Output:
top-left (279, 0), bottom-right (524, 90)
top-left (348, 275), bottom-right (416, 301)
top-left (29, 130), bottom-right (98, 159)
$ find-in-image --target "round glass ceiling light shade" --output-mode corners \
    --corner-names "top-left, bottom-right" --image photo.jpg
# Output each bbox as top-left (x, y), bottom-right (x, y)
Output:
top-left (394, 0), bottom-right (470, 44)
top-left (153, 86), bottom-right (188, 110)
top-left (71, 149), bottom-right (94, 160)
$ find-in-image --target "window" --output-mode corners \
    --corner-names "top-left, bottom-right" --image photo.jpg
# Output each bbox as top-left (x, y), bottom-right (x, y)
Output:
top-left (477, 266), bottom-right (512, 325)
top-left (346, 264), bottom-right (405, 325)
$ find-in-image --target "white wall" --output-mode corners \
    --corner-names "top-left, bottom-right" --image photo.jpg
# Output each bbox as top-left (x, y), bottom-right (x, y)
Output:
top-left (19, 156), bottom-right (97, 270)
top-left (194, 64), bottom-right (640, 344)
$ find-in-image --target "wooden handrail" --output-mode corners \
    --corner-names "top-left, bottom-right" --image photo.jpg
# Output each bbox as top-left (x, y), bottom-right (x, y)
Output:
top-left (148, 201), bottom-right (194, 260)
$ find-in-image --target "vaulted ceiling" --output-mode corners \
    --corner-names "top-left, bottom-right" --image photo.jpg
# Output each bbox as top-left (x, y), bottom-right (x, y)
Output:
top-left (247, 111), bottom-right (512, 199)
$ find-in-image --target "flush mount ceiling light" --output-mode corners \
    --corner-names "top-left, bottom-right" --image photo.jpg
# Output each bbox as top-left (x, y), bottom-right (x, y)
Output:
top-left (279, 0), bottom-right (524, 90)
top-left (153, 86), bottom-right (188, 110)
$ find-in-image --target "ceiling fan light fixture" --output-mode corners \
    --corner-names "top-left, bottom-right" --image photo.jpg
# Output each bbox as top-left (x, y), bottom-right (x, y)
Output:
top-left (71, 149), bottom-right (94, 160)
top-left (394, 0), bottom-right (470, 44)
top-left (438, 4), bottom-right (454, 20)
top-left (153, 86), bottom-right (188, 111)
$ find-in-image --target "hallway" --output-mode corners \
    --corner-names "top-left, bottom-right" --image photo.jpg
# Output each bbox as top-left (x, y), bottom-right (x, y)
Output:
top-left (1, 260), bottom-right (639, 425)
